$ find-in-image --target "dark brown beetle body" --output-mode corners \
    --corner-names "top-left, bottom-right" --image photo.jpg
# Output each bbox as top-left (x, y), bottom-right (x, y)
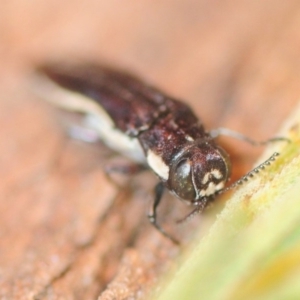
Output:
top-left (35, 64), bottom-right (231, 243)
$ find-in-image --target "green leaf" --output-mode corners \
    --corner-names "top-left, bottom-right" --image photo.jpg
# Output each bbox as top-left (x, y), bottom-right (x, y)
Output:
top-left (154, 106), bottom-right (300, 300)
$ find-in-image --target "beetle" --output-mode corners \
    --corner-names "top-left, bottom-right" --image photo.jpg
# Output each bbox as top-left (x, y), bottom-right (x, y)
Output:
top-left (32, 63), bottom-right (281, 244)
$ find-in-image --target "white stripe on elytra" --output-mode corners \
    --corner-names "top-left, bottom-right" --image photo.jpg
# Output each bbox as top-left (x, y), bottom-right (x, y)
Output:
top-left (32, 74), bottom-right (114, 126)
top-left (33, 74), bottom-right (146, 163)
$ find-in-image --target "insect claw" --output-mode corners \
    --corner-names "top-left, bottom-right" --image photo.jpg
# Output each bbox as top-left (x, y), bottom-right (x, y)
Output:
top-left (147, 215), bottom-right (180, 245)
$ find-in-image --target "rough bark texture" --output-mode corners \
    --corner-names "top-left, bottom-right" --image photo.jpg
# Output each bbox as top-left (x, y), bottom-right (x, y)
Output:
top-left (0, 1), bottom-right (299, 299)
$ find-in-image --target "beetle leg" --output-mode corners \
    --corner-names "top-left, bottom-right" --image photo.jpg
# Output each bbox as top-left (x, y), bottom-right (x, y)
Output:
top-left (104, 162), bottom-right (146, 188)
top-left (210, 127), bottom-right (290, 146)
top-left (148, 182), bottom-right (180, 245)
top-left (105, 162), bottom-right (146, 175)
top-left (176, 198), bottom-right (208, 224)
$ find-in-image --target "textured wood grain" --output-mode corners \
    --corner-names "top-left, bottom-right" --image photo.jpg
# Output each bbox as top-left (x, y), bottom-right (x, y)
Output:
top-left (1, 1), bottom-right (300, 299)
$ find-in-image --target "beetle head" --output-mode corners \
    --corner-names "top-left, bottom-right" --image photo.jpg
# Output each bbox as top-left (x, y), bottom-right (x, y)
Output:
top-left (168, 141), bottom-right (231, 202)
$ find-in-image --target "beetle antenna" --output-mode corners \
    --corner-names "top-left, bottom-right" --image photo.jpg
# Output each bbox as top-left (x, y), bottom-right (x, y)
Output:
top-left (218, 152), bottom-right (280, 194)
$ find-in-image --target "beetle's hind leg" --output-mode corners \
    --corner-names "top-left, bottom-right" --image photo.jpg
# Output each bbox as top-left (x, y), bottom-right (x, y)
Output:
top-left (104, 162), bottom-right (146, 188)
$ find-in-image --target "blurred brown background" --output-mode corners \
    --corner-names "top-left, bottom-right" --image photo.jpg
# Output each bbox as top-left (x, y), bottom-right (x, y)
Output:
top-left (0, 1), bottom-right (300, 299)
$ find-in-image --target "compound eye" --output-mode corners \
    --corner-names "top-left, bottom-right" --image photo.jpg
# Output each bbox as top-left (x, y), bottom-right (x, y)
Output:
top-left (170, 159), bottom-right (196, 200)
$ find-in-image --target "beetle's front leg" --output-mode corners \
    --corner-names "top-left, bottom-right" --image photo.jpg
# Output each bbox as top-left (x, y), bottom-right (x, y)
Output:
top-left (148, 182), bottom-right (180, 245)
top-left (176, 197), bottom-right (209, 224)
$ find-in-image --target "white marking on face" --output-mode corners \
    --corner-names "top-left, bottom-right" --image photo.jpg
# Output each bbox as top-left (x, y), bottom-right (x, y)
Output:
top-left (216, 181), bottom-right (225, 191)
top-left (211, 169), bottom-right (223, 179)
top-left (147, 150), bottom-right (169, 180)
top-left (199, 181), bottom-right (225, 197)
top-left (201, 173), bottom-right (210, 185)
top-left (201, 168), bottom-right (223, 184)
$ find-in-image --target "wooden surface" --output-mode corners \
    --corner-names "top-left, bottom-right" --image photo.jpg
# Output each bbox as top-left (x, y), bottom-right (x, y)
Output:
top-left (1, 1), bottom-right (300, 299)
